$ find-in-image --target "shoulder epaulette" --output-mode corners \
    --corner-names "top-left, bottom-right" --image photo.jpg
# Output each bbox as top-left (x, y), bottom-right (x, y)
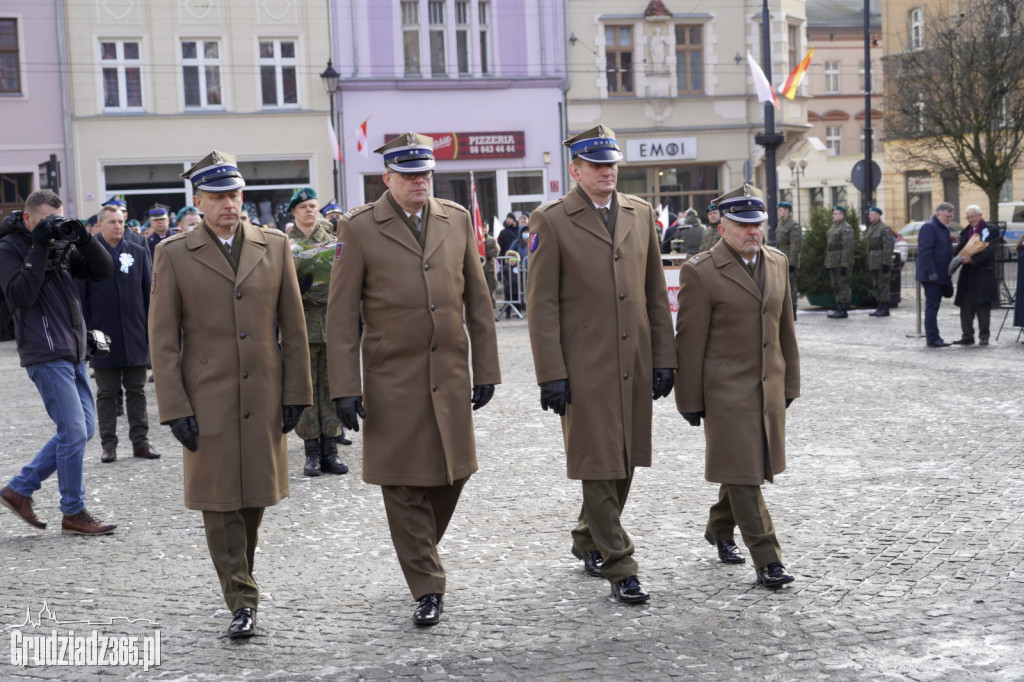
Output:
top-left (765, 245), bottom-right (784, 256)
top-left (342, 204), bottom-right (372, 220)
top-left (162, 232), bottom-right (189, 245)
top-left (437, 198), bottom-right (468, 213)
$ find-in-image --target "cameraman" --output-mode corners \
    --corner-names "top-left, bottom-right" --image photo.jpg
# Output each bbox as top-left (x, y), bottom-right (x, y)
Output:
top-left (0, 189), bottom-right (117, 535)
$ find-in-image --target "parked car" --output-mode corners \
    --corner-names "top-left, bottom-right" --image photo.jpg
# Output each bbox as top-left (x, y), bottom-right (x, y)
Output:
top-left (899, 221), bottom-right (957, 259)
top-left (893, 234), bottom-right (908, 265)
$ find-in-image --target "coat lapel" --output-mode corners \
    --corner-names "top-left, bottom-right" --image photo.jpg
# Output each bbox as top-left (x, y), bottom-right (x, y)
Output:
top-left (187, 223), bottom-right (235, 283)
top-left (235, 223), bottom-right (268, 287)
top-left (423, 198), bottom-right (452, 262)
top-left (374, 191), bottom-right (423, 257)
top-left (710, 239), bottom-right (761, 301)
top-left (612, 193), bottom-right (636, 251)
top-left (564, 189), bottom-right (613, 246)
top-left (761, 246), bottom-right (779, 303)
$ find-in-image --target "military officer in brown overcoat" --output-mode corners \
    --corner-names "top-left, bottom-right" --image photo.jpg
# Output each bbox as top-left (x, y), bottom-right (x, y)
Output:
top-left (526, 125), bottom-right (676, 604)
top-left (326, 133), bottom-right (500, 626)
top-left (149, 151), bottom-right (313, 638)
top-left (674, 184), bottom-right (801, 589)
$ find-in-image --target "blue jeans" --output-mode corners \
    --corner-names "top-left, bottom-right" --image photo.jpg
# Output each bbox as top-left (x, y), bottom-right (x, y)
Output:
top-left (7, 360), bottom-right (95, 515)
top-left (922, 283), bottom-right (944, 344)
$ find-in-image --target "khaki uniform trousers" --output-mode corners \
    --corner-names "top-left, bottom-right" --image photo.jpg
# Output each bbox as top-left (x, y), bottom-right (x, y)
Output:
top-left (571, 468), bottom-right (638, 583)
top-left (706, 484), bottom-right (782, 569)
top-left (202, 507), bottom-right (265, 613)
top-left (381, 477), bottom-right (467, 600)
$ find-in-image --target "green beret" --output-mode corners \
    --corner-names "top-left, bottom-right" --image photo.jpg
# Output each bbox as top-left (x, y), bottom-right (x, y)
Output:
top-left (778, 201), bottom-right (793, 210)
top-left (288, 186), bottom-right (318, 212)
top-left (868, 206), bottom-right (883, 214)
top-left (832, 205), bottom-right (846, 214)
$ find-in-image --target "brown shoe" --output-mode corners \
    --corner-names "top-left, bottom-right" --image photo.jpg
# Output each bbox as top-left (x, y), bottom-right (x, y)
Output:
top-left (0, 486), bottom-right (46, 529)
top-left (61, 509), bottom-right (117, 535)
top-left (132, 442), bottom-right (160, 459)
top-left (101, 446), bottom-right (117, 463)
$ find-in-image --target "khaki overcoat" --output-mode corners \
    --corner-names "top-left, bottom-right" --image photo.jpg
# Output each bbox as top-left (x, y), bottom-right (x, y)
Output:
top-left (674, 241), bottom-right (800, 485)
top-left (326, 193), bottom-right (501, 487)
top-left (526, 189), bottom-right (676, 480)
top-left (149, 222), bottom-right (312, 511)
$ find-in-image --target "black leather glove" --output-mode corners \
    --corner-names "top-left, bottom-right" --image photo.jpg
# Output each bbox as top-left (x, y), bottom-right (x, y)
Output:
top-left (788, 265), bottom-right (797, 273)
top-left (786, 398), bottom-right (794, 409)
top-left (881, 265), bottom-right (890, 274)
top-left (839, 266), bottom-right (848, 276)
top-left (681, 410), bottom-right (704, 427)
top-left (539, 379), bottom-right (570, 416)
top-left (652, 368), bottom-right (674, 400)
top-left (335, 396), bottom-right (365, 431)
top-left (31, 217), bottom-right (58, 247)
top-left (168, 416), bottom-right (199, 452)
top-left (282, 404), bottom-right (304, 433)
top-left (297, 275), bottom-right (313, 294)
top-left (471, 384), bottom-right (494, 411)
top-left (928, 272), bottom-right (938, 283)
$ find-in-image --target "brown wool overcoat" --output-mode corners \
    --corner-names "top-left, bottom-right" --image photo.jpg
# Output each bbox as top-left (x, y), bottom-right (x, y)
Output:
top-left (526, 189), bottom-right (676, 480)
top-left (674, 240), bottom-right (800, 485)
top-left (149, 222), bottom-right (312, 511)
top-left (326, 193), bottom-right (501, 487)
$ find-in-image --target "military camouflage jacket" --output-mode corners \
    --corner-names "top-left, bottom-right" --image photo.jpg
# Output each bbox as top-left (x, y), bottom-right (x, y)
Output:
top-left (776, 216), bottom-right (802, 267)
top-left (864, 220), bottom-right (894, 270)
top-left (825, 220), bottom-right (854, 269)
top-left (288, 219), bottom-right (334, 343)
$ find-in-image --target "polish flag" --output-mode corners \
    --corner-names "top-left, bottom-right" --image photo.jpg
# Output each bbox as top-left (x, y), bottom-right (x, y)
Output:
top-left (356, 118), bottom-right (369, 158)
top-left (327, 118), bottom-right (343, 162)
top-left (747, 51), bottom-right (780, 109)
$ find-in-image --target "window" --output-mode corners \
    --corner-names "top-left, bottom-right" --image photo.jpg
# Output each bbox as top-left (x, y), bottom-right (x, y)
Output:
top-left (259, 39), bottom-right (297, 107)
top-left (605, 26), bottom-right (634, 96)
top-left (507, 170), bottom-right (545, 214)
top-left (787, 24), bottom-right (799, 72)
top-left (402, 1), bottom-right (420, 76)
top-left (182, 40), bottom-right (221, 108)
top-left (674, 25), bottom-right (703, 94)
top-left (910, 9), bottom-right (923, 50)
top-left (428, 1), bottom-right (446, 76)
top-left (456, 2), bottom-right (470, 75)
top-left (0, 18), bottom-right (20, 94)
top-left (479, 1), bottom-right (491, 74)
top-left (101, 40), bottom-right (142, 110)
top-left (616, 164), bottom-right (720, 216)
top-left (858, 60), bottom-right (874, 94)
top-left (825, 126), bottom-right (842, 155)
top-left (824, 60), bottom-right (840, 94)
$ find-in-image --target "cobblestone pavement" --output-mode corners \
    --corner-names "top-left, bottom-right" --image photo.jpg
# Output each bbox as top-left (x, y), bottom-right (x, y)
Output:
top-left (1, 297), bottom-right (1023, 680)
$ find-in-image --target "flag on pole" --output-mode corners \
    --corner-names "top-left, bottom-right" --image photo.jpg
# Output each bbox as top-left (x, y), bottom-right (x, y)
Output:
top-left (327, 118), bottom-right (343, 162)
top-left (471, 178), bottom-right (486, 257)
top-left (356, 118), bottom-right (369, 158)
top-left (779, 48), bottom-right (815, 100)
top-left (746, 51), bottom-right (780, 109)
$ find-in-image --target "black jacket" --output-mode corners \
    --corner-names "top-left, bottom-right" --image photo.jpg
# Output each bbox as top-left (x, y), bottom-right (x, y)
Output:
top-left (953, 221), bottom-right (1001, 306)
top-left (0, 211), bottom-right (113, 367)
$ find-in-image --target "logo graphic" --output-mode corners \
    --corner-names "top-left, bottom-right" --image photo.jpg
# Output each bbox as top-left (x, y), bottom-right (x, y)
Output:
top-left (529, 233), bottom-right (539, 253)
top-left (334, 243), bottom-right (344, 262)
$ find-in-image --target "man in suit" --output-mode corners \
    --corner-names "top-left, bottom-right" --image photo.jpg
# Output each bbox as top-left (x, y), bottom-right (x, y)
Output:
top-left (952, 205), bottom-right (1001, 345)
top-left (326, 133), bottom-right (500, 626)
top-left (916, 202), bottom-right (956, 347)
top-left (526, 125), bottom-right (676, 604)
top-left (149, 151), bottom-right (312, 639)
top-left (674, 184), bottom-right (801, 589)
top-left (78, 204), bottom-right (159, 463)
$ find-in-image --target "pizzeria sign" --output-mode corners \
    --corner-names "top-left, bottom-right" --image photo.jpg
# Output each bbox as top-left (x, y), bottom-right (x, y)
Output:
top-left (385, 131), bottom-right (525, 160)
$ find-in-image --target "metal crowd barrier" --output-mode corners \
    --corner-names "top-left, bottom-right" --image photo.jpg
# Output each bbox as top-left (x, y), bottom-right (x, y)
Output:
top-left (495, 254), bottom-right (527, 320)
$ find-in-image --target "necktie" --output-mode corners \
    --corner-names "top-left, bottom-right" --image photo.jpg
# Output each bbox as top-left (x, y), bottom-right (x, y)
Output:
top-left (598, 207), bottom-right (609, 223)
top-left (747, 261), bottom-right (755, 275)
top-left (410, 215), bottom-right (421, 232)
top-left (225, 241), bottom-right (232, 255)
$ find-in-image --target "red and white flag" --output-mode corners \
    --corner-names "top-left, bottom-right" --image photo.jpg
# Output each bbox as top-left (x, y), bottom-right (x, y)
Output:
top-left (356, 118), bottom-right (369, 158)
top-left (747, 51), bottom-right (780, 109)
top-left (327, 118), bottom-right (343, 162)
top-left (471, 178), bottom-right (486, 257)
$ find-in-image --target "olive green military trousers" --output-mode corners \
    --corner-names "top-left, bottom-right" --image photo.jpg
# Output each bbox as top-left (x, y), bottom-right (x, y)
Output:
top-left (571, 468), bottom-right (639, 583)
top-left (202, 507), bottom-right (265, 613)
top-left (706, 484), bottom-right (782, 569)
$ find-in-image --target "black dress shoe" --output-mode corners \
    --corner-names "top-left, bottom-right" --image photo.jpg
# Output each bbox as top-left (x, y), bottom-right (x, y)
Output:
top-left (413, 594), bottom-right (443, 626)
top-left (952, 337), bottom-right (974, 345)
top-left (571, 546), bottom-right (603, 577)
top-left (101, 446), bottom-right (116, 463)
top-left (756, 562), bottom-right (795, 588)
top-left (228, 607), bottom-right (256, 639)
top-left (704, 531), bottom-right (745, 564)
top-left (927, 340), bottom-right (951, 348)
top-left (611, 576), bottom-right (650, 604)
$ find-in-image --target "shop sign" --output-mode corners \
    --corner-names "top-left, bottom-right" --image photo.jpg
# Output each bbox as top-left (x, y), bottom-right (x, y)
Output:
top-left (906, 175), bottom-right (932, 193)
top-left (626, 137), bottom-right (698, 162)
top-left (385, 131), bottom-right (525, 160)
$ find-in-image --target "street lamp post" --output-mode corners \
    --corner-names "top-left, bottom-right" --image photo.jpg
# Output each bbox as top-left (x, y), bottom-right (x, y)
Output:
top-left (787, 158), bottom-right (807, 226)
top-left (319, 59), bottom-right (340, 203)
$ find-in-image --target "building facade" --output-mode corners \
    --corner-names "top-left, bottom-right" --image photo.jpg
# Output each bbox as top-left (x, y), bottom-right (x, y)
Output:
top-left (332, 0), bottom-right (567, 226)
top-left (63, 0), bottom-right (336, 227)
top-left (563, 0), bottom-right (809, 220)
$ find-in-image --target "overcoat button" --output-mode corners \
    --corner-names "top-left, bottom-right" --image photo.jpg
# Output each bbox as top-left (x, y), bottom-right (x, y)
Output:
top-left (622, 333), bottom-right (628, 339)
top-left (618, 293), bottom-right (626, 300)
top-left (432, 385), bottom-right (438, 392)
top-left (242, 372), bottom-right (248, 379)
top-left (244, 412), bottom-right (250, 418)
top-left (431, 345), bottom-right (437, 351)
top-left (424, 264), bottom-right (430, 271)
top-left (623, 373), bottom-right (629, 379)
top-left (239, 332), bottom-right (246, 339)
top-left (236, 292), bottom-right (242, 299)
top-left (429, 304), bottom-right (436, 311)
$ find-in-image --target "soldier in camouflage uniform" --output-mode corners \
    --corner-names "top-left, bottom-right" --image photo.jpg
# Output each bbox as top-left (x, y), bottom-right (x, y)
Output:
top-left (825, 206), bottom-right (854, 319)
top-left (286, 187), bottom-right (349, 476)
top-left (699, 202), bottom-right (721, 251)
top-left (864, 206), bottom-right (895, 317)
top-left (776, 201), bottom-right (802, 319)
